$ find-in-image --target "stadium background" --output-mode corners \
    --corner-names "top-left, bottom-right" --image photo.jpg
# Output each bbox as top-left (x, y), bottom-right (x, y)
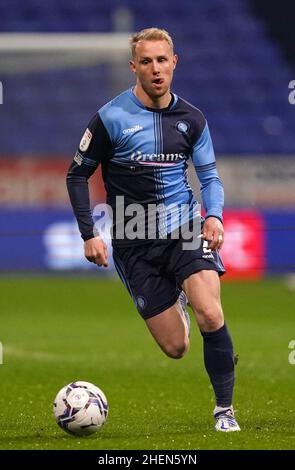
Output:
top-left (0, 0), bottom-right (294, 450)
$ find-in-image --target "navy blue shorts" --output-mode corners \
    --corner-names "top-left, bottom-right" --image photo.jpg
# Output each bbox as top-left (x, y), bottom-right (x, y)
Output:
top-left (113, 237), bottom-right (225, 320)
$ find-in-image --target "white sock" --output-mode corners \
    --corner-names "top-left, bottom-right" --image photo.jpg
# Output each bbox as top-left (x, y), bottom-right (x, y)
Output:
top-left (214, 404), bottom-right (233, 416)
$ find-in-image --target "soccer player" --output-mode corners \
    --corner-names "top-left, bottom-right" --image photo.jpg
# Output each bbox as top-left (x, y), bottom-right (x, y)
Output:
top-left (67, 28), bottom-right (240, 432)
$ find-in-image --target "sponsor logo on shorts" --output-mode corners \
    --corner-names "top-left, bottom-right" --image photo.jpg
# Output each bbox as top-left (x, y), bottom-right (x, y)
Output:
top-left (202, 253), bottom-right (214, 259)
top-left (202, 240), bottom-right (214, 258)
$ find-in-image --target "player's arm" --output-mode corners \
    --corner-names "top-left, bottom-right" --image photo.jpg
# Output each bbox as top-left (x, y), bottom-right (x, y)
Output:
top-left (191, 121), bottom-right (224, 251)
top-left (66, 112), bottom-right (111, 266)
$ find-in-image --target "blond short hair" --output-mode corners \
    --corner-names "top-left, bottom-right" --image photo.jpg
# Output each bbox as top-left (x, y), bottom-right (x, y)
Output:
top-left (129, 28), bottom-right (174, 57)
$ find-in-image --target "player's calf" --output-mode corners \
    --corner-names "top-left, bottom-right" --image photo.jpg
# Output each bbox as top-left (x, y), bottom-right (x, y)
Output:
top-left (145, 304), bottom-right (190, 359)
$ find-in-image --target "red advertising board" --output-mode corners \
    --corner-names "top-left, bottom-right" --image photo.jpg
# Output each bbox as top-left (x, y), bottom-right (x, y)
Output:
top-left (221, 210), bottom-right (265, 279)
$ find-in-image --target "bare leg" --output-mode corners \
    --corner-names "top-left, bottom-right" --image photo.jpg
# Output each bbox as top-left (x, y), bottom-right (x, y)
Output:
top-left (182, 270), bottom-right (224, 331)
top-left (145, 299), bottom-right (189, 359)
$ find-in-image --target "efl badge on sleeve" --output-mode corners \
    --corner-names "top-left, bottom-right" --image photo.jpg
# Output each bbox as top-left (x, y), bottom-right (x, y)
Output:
top-left (79, 128), bottom-right (92, 152)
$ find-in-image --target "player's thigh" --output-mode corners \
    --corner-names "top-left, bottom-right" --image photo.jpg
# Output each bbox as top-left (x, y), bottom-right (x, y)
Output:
top-left (113, 244), bottom-right (180, 319)
top-left (182, 270), bottom-right (224, 331)
top-left (145, 302), bottom-right (189, 359)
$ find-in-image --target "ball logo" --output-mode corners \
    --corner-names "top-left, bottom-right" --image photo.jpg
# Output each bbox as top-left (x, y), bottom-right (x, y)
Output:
top-left (176, 121), bottom-right (190, 134)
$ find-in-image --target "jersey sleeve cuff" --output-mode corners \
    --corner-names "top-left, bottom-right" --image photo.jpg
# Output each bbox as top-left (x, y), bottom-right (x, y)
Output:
top-left (82, 234), bottom-right (96, 241)
top-left (82, 226), bottom-right (100, 241)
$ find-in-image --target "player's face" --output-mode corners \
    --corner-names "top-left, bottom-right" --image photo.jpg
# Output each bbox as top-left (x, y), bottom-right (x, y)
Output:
top-left (130, 40), bottom-right (177, 102)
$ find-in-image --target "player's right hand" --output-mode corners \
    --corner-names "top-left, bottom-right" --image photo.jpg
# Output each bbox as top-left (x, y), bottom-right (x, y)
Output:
top-left (84, 237), bottom-right (108, 267)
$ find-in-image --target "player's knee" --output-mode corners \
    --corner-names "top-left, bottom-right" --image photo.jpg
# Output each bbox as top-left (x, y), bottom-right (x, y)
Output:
top-left (196, 304), bottom-right (223, 331)
top-left (164, 337), bottom-right (189, 359)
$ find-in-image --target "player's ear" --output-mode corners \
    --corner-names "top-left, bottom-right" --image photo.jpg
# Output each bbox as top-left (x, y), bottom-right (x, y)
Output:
top-left (173, 54), bottom-right (178, 70)
top-left (129, 59), bottom-right (136, 74)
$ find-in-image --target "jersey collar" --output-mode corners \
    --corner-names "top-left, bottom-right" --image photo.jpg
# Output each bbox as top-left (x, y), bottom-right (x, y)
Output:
top-left (128, 88), bottom-right (178, 112)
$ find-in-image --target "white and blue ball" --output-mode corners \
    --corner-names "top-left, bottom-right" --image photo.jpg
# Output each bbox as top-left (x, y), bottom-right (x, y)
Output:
top-left (53, 381), bottom-right (108, 436)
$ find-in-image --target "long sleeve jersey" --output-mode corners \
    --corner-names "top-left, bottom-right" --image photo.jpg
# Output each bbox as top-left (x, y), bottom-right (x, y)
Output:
top-left (67, 88), bottom-right (224, 246)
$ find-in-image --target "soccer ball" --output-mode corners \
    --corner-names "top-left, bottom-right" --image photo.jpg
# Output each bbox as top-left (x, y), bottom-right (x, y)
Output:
top-left (53, 381), bottom-right (108, 436)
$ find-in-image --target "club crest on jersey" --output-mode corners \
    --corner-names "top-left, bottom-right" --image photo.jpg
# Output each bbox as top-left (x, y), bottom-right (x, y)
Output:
top-left (79, 128), bottom-right (92, 152)
top-left (176, 121), bottom-right (190, 134)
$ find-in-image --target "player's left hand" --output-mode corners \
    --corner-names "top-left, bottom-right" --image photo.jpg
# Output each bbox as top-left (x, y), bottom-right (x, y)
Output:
top-left (202, 216), bottom-right (224, 251)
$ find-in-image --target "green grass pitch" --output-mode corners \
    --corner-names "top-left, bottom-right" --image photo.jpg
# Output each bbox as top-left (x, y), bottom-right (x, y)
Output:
top-left (0, 276), bottom-right (294, 450)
